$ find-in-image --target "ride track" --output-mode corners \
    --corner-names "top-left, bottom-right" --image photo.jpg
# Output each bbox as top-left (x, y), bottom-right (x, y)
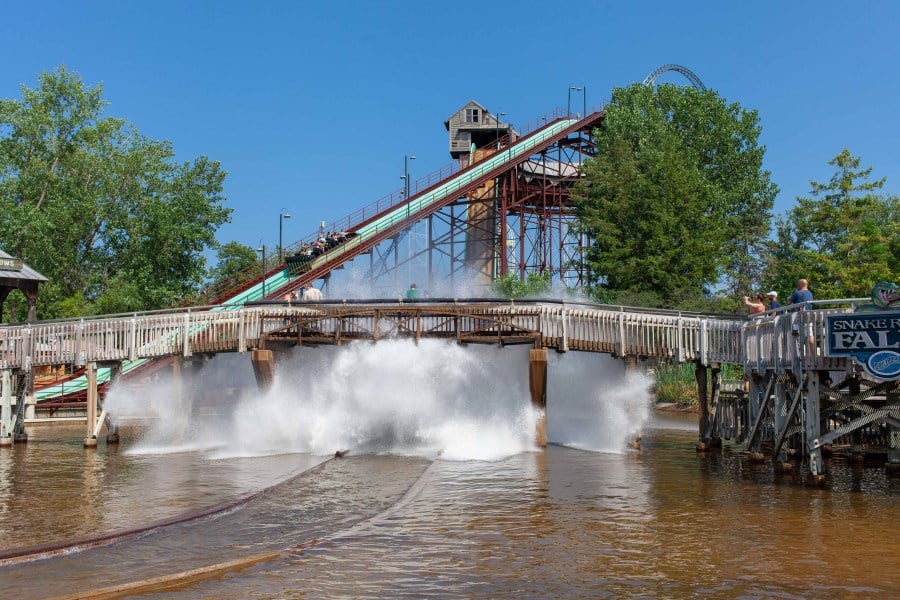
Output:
top-left (2, 455), bottom-right (442, 599)
top-left (21, 109), bottom-right (604, 404)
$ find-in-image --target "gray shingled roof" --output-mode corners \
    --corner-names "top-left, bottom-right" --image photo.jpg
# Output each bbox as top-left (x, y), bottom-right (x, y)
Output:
top-left (0, 248), bottom-right (48, 283)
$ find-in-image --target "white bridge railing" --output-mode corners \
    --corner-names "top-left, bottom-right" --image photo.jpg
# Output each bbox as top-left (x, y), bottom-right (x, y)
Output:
top-left (0, 299), bottom-right (864, 374)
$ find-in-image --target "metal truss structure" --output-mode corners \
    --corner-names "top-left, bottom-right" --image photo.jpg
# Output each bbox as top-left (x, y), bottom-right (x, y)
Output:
top-left (316, 111), bottom-right (602, 297)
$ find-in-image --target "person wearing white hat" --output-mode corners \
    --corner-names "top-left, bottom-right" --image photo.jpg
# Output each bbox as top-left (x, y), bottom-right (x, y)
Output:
top-left (766, 291), bottom-right (780, 311)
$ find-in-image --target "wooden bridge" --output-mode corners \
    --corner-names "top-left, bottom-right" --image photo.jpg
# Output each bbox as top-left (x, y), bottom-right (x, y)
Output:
top-left (1, 298), bottom-right (897, 480)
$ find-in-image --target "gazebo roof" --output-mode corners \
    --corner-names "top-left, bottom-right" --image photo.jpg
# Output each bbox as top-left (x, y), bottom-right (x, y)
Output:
top-left (0, 248), bottom-right (48, 284)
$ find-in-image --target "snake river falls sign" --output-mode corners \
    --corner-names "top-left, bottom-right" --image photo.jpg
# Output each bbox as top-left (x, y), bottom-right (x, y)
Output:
top-left (826, 313), bottom-right (900, 380)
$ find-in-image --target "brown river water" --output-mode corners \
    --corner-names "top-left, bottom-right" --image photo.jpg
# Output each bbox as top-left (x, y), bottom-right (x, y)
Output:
top-left (0, 346), bottom-right (897, 598)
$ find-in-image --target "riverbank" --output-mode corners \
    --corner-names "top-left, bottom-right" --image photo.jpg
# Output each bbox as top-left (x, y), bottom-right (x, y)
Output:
top-left (653, 401), bottom-right (699, 413)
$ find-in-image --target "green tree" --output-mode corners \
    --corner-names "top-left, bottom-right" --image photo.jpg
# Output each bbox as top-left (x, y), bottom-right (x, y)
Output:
top-left (768, 150), bottom-right (899, 299)
top-left (492, 273), bottom-right (551, 298)
top-left (574, 83), bottom-right (777, 309)
top-left (208, 241), bottom-right (260, 286)
top-left (0, 66), bottom-right (231, 318)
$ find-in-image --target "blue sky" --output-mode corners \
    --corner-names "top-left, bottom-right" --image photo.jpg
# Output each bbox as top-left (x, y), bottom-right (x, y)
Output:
top-left (2, 1), bottom-right (897, 252)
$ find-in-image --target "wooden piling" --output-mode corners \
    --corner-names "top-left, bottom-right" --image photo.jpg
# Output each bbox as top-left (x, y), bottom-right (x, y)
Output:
top-left (695, 362), bottom-right (709, 449)
top-left (529, 348), bottom-right (548, 448)
top-left (251, 349), bottom-right (276, 391)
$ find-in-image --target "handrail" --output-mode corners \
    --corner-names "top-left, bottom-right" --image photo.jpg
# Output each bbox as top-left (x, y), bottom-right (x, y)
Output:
top-left (749, 297), bottom-right (869, 319)
top-left (2, 298), bottom-right (875, 377)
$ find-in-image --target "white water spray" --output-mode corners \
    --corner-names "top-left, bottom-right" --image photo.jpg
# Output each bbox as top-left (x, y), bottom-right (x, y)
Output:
top-left (104, 340), bottom-right (651, 461)
top-left (546, 352), bottom-right (652, 453)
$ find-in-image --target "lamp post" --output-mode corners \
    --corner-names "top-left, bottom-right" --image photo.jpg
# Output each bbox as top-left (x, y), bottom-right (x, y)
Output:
top-left (495, 111), bottom-right (507, 150)
top-left (256, 244), bottom-right (267, 299)
top-left (278, 209), bottom-right (291, 263)
top-left (568, 86), bottom-right (586, 118)
top-left (401, 154), bottom-right (415, 218)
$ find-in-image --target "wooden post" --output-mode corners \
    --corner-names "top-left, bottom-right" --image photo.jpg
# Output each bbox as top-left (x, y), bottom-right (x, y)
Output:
top-left (849, 377), bottom-right (864, 461)
top-left (805, 371), bottom-right (825, 483)
top-left (84, 362), bottom-right (98, 448)
top-left (886, 385), bottom-right (900, 477)
top-left (695, 362), bottom-right (709, 451)
top-left (709, 365), bottom-right (721, 447)
top-left (251, 349), bottom-right (276, 391)
top-left (529, 348), bottom-right (548, 448)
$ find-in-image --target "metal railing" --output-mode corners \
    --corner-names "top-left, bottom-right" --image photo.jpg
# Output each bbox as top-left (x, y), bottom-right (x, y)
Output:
top-left (742, 298), bottom-right (868, 373)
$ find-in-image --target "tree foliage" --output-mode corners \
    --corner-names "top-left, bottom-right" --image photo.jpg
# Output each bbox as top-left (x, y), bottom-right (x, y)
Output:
top-left (492, 273), bottom-right (551, 298)
top-left (0, 67), bottom-right (231, 319)
top-left (574, 83), bottom-right (777, 309)
top-left (208, 241), bottom-right (260, 287)
top-left (767, 150), bottom-right (898, 299)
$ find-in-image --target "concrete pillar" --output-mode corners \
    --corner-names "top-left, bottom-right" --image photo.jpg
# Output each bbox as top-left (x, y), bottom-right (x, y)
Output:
top-left (24, 395), bottom-right (36, 420)
top-left (251, 349), bottom-right (276, 391)
top-left (0, 369), bottom-right (12, 447)
top-left (84, 362), bottom-right (98, 448)
top-left (528, 348), bottom-right (548, 448)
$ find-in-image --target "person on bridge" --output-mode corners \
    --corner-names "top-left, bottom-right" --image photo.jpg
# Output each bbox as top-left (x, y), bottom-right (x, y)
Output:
top-left (742, 294), bottom-right (766, 315)
top-left (788, 279), bottom-right (815, 354)
top-left (766, 291), bottom-right (781, 314)
top-left (301, 283), bottom-right (324, 301)
top-left (788, 279), bottom-right (813, 309)
top-left (406, 283), bottom-right (419, 300)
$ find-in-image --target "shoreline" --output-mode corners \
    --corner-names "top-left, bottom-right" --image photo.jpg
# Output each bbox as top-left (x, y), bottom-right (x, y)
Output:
top-left (653, 402), bottom-right (699, 414)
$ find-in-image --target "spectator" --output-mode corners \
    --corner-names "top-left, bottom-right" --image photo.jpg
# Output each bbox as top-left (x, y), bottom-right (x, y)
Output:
top-left (766, 291), bottom-right (781, 313)
top-left (742, 294), bottom-right (766, 315)
top-left (301, 283), bottom-right (324, 301)
top-left (788, 279), bottom-right (813, 309)
top-left (406, 283), bottom-right (418, 300)
top-left (788, 279), bottom-right (815, 353)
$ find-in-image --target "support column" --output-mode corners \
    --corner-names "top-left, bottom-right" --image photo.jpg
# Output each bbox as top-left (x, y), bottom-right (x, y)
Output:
top-left (528, 348), bottom-right (548, 448)
top-left (695, 362), bottom-right (709, 451)
top-left (23, 283), bottom-right (38, 323)
top-left (805, 370), bottom-right (825, 483)
top-left (848, 377), bottom-right (864, 462)
top-left (105, 363), bottom-right (122, 444)
top-left (709, 365), bottom-right (722, 448)
top-left (0, 369), bottom-right (12, 447)
top-left (773, 376), bottom-right (791, 469)
top-left (747, 374), bottom-right (762, 435)
top-left (251, 349), bottom-right (276, 392)
top-left (84, 362), bottom-right (98, 448)
top-left (887, 385), bottom-right (900, 477)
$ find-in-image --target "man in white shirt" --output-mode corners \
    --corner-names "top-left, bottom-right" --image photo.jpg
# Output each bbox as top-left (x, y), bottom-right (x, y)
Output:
top-left (301, 283), bottom-right (324, 301)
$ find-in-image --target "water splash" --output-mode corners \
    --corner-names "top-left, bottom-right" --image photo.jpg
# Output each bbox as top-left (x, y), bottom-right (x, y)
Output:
top-left (104, 340), bottom-right (650, 460)
top-left (547, 352), bottom-right (652, 453)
